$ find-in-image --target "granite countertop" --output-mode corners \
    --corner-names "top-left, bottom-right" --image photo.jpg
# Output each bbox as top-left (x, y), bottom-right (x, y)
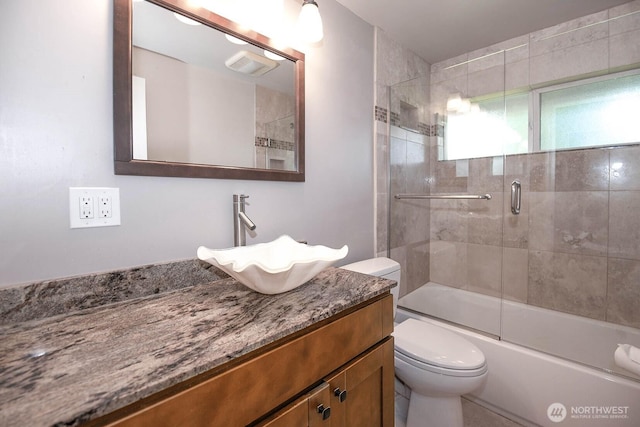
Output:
top-left (0, 265), bottom-right (394, 426)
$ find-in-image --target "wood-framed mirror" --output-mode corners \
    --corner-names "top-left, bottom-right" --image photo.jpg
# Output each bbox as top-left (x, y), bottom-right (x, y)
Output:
top-left (113, 0), bottom-right (305, 181)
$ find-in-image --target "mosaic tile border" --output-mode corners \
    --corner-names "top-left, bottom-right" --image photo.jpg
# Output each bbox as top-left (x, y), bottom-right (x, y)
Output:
top-left (255, 137), bottom-right (295, 151)
top-left (375, 105), bottom-right (388, 123)
top-left (375, 105), bottom-right (438, 136)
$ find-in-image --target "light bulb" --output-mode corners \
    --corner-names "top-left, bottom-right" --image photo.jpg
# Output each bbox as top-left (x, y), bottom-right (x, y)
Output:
top-left (225, 34), bottom-right (248, 45)
top-left (174, 13), bottom-right (201, 26)
top-left (298, 0), bottom-right (323, 43)
top-left (264, 50), bottom-right (285, 61)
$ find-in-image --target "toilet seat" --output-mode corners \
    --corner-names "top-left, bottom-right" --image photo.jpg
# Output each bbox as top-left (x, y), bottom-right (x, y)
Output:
top-left (393, 319), bottom-right (487, 376)
top-left (395, 348), bottom-right (487, 377)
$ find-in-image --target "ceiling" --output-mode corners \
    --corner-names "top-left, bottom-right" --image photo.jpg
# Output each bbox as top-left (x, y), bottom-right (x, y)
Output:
top-left (334, 0), bottom-right (631, 64)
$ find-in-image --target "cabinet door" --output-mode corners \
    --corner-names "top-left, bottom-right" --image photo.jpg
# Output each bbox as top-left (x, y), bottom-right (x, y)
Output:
top-left (308, 383), bottom-right (332, 427)
top-left (255, 398), bottom-right (308, 427)
top-left (325, 338), bottom-right (394, 427)
top-left (255, 383), bottom-right (332, 427)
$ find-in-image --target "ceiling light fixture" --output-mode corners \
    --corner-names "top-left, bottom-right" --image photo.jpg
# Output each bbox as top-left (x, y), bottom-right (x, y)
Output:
top-left (174, 13), bottom-right (201, 26)
top-left (298, 0), bottom-right (323, 43)
top-left (264, 50), bottom-right (285, 61)
top-left (225, 34), bottom-right (249, 45)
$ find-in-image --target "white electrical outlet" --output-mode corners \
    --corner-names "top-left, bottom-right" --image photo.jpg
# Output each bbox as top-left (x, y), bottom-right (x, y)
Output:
top-left (80, 195), bottom-right (94, 219)
top-left (70, 187), bottom-right (121, 228)
top-left (98, 195), bottom-right (112, 218)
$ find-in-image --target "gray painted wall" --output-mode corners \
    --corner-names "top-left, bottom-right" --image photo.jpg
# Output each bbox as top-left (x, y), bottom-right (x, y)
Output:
top-left (0, 0), bottom-right (375, 287)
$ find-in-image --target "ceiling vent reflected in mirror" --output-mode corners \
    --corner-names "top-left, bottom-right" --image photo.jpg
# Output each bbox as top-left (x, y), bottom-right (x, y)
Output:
top-left (225, 51), bottom-right (279, 76)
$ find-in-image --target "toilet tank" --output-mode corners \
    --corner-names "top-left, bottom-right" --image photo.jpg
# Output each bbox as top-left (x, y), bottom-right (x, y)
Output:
top-left (340, 257), bottom-right (400, 316)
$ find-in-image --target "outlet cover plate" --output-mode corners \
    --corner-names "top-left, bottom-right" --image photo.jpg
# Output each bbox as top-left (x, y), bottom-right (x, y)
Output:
top-left (69, 187), bottom-right (121, 228)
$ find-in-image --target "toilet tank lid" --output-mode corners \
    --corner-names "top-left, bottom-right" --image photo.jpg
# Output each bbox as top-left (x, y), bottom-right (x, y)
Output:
top-left (394, 319), bottom-right (486, 370)
top-left (340, 257), bottom-right (400, 276)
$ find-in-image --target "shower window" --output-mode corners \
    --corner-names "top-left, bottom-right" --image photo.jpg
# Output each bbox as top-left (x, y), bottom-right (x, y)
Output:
top-left (443, 69), bottom-right (640, 161)
top-left (535, 70), bottom-right (640, 151)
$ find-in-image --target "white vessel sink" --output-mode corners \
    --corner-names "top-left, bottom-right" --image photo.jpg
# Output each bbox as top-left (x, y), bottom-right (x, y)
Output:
top-left (197, 235), bottom-right (348, 294)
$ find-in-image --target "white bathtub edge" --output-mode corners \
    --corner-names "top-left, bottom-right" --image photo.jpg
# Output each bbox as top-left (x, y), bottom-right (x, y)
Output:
top-left (396, 308), bottom-right (640, 427)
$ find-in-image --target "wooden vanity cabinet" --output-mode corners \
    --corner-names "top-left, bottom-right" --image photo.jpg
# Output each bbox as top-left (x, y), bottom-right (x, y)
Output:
top-left (325, 339), bottom-right (394, 427)
top-left (97, 293), bottom-right (394, 427)
top-left (253, 383), bottom-right (332, 427)
top-left (253, 338), bottom-right (394, 427)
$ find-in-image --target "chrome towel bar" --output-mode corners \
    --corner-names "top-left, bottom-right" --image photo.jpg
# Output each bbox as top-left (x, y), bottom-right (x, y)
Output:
top-left (394, 193), bottom-right (492, 200)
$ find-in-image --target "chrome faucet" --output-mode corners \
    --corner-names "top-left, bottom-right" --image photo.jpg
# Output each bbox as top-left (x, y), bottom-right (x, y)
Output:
top-left (233, 194), bottom-right (256, 246)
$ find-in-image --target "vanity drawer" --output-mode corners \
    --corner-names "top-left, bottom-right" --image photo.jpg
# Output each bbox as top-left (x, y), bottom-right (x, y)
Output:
top-left (101, 293), bottom-right (392, 427)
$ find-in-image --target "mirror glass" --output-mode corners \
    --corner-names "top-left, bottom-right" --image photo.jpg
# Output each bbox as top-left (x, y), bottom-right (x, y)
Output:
top-left (114, 0), bottom-right (305, 181)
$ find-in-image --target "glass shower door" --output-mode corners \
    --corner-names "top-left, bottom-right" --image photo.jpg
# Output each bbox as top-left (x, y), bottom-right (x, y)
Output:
top-left (391, 50), bottom-right (510, 338)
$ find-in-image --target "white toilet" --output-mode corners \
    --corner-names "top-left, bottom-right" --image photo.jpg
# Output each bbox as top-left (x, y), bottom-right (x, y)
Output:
top-left (341, 257), bottom-right (487, 427)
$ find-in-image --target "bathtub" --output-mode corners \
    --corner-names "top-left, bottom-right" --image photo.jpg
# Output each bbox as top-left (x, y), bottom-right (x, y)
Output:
top-left (396, 283), bottom-right (640, 427)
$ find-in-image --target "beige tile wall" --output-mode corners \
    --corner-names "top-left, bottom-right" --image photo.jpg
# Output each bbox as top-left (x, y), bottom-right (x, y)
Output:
top-left (389, 126), bottom-right (430, 297)
top-left (426, 0), bottom-right (640, 329)
top-left (428, 146), bottom-right (640, 329)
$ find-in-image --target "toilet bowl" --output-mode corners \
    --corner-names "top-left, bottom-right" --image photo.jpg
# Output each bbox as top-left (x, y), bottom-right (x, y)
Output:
top-left (341, 258), bottom-right (487, 427)
top-left (394, 318), bottom-right (487, 426)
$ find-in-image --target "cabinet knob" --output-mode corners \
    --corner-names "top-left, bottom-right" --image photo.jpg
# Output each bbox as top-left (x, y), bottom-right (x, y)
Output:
top-left (333, 387), bottom-right (348, 402)
top-left (317, 404), bottom-right (331, 420)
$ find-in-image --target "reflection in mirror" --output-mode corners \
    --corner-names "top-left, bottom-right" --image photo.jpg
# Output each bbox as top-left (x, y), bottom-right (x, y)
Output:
top-left (442, 90), bottom-right (528, 161)
top-left (114, 0), bottom-right (305, 181)
top-left (132, 0), bottom-right (296, 169)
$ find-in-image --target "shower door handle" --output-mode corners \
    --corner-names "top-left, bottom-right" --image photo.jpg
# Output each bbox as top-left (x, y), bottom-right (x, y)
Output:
top-left (511, 180), bottom-right (521, 215)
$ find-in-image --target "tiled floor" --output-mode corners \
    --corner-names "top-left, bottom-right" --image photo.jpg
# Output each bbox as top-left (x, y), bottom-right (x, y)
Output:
top-left (394, 378), bottom-right (410, 427)
top-left (461, 398), bottom-right (525, 427)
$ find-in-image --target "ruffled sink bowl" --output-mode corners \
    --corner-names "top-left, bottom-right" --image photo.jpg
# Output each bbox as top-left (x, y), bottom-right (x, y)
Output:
top-left (197, 235), bottom-right (348, 294)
